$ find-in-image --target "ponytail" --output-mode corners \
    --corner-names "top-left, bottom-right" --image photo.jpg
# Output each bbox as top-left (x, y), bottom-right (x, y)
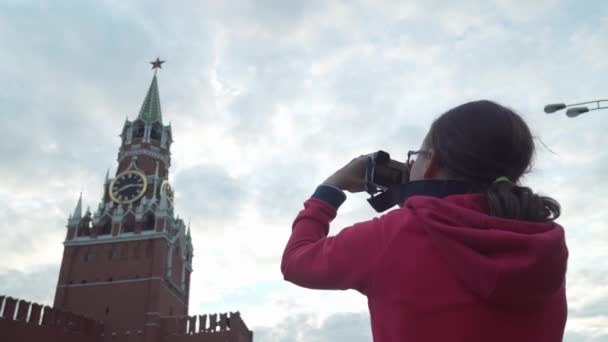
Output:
top-left (485, 182), bottom-right (561, 222)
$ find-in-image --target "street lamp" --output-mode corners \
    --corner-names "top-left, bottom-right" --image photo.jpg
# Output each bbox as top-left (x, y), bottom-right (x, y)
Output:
top-left (544, 99), bottom-right (608, 117)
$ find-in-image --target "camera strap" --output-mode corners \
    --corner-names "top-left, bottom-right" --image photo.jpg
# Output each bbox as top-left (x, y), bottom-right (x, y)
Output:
top-left (367, 180), bottom-right (484, 212)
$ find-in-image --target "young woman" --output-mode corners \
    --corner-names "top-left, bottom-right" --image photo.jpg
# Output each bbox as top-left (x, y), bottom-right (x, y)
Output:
top-left (281, 100), bottom-right (567, 342)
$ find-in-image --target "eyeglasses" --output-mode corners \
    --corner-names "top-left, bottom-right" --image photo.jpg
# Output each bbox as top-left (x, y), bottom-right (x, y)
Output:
top-left (407, 150), bottom-right (431, 167)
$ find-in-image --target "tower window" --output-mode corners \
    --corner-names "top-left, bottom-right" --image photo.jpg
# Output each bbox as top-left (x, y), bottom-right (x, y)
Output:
top-left (105, 306), bottom-right (110, 315)
top-left (143, 214), bottom-right (155, 231)
top-left (133, 123), bottom-right (145, 139)
top-left (145, 241), bottom-right (153, 258)
top-left (150, 123), bottom-right (162, 141)
top-left (84, 252), bottom-right (94, 262)
top-left (99, 221), bottom-right (112, 235)
top-left (122, 214), bottom-right (135, 233)
top-left (110, 248), bottom-right (119, 260)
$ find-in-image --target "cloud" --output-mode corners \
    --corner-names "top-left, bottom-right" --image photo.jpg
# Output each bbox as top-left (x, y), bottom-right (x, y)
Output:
top-left (570, 16), bottom-right (608, 71)
top-left (0, 265), bottom-right (59, 305)
top-left (172, 163), bottom-right (245, 226)
top-left (254, 312), bottom-right (371, 342)
top-left (563, 330), bottom-right (608, 342)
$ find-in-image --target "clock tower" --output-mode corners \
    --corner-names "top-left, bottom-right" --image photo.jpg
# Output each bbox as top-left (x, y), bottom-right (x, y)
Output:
top-left (53, 60), bottom-right (194, 339)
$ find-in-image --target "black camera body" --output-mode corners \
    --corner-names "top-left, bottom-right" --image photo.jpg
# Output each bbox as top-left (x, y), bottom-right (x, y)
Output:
top-left (365, 151), bottom-right (407, 193)
top-left (365, 151), bottom-right (409, 212)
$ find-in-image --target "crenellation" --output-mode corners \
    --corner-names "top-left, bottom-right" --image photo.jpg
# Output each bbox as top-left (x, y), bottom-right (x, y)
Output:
top-left (3, 296), bottom-right (17, 320)
top-left (199, 314), bottom-right (207, 333)
top-left (41, 305), bottom-right (54, 326)
top-left (15, 299), bottom-right (30, 321)
top-left (0, 296), bottom-right (104, 339)
top-left (188, 315), bottom-right (196, 334)
top-left (29, 303), bottom-right (42, 325)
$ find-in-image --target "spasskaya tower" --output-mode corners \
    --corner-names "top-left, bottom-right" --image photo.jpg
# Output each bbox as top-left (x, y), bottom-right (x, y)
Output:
top-left (53, 58), bottom-right (194, 338)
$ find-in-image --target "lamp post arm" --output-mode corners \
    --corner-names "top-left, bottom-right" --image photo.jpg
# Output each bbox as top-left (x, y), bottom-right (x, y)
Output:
top-left (588, 106), bottom-right (608, 112)
top-left (567, 99), bottom-right (608, 107)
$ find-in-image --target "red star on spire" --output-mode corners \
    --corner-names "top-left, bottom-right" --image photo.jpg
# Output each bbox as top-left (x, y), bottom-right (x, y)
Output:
top-left (150, 57), bottom-right (165, 70)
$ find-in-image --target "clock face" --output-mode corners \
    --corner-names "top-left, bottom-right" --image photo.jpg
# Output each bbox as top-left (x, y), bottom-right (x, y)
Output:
top-left (109, 170), bottom-right (148, 204)
top-left (160, 180), bottom-right (174, 206)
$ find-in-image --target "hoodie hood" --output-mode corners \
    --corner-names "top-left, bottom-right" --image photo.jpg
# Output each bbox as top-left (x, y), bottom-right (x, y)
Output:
top-left (406, 193), bottom-right (568, 304)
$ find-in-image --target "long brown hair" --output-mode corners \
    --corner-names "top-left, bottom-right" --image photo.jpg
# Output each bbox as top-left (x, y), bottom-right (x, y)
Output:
top-left (428, 100), bottom-right (560, 221)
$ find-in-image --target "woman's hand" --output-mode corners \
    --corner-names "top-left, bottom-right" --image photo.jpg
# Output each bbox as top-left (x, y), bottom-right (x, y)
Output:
top-left (323, 155), bottom-right (370, 193)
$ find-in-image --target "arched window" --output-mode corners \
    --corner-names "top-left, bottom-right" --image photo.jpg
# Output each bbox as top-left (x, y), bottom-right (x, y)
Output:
top-left (133, 122), bottom-right (145, 139)
top-left (84, 250), bottom-right (94, 262)
top-left (121, 246), bottom-right (128, 260)
top-left (109, 247), bottom-right (119, 260)
top-left (143, 214), bottom-right (155, 231)
top-left (122, 216), bottom-right (135, 233)
top-left (133, 242), bottom-right (140, 259)
top-left (99, 220), bottom-right (112, 235)
top-left (150, 123), bottom-right (162, 142)
top-left (145, 241), bottom-right (153, 258)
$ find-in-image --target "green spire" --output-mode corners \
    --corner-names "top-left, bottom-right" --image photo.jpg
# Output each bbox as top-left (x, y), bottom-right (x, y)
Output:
top-left (137, 74), bottom-right (163, 124)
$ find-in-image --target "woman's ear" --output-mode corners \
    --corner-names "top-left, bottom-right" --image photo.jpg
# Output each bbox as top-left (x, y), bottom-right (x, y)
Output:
top-left (423, 150), bottom-right (439, 179)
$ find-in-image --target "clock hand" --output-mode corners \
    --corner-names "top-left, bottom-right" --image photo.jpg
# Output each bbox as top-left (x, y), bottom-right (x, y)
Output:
top-left (117, 184), bottom-right (144, 192)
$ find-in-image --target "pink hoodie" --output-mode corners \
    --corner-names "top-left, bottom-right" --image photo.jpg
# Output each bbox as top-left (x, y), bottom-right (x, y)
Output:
top-left (281, 192), bottom-right (568, 342)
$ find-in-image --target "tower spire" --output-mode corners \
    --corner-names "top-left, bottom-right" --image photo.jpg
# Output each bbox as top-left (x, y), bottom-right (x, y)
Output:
top-left (73, 193), bottom-right (83, 219)
top-left (137, 58), bottom-right (165, 124)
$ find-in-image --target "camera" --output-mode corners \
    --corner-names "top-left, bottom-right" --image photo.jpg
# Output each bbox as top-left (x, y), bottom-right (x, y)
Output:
top-left (364, 151), bottom-right (408, 193)
top-left (364, 151), bottom-right (409, 212)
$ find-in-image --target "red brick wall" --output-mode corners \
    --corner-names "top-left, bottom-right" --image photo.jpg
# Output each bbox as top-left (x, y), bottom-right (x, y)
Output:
top-left (56, 240), bottom-right (162, 287)
top-left (0, 296), bottom-right (103, 342)
top-left (54, 238), bottom-right (187, 336)
top-left (116, 154), bottom-right (168, 179)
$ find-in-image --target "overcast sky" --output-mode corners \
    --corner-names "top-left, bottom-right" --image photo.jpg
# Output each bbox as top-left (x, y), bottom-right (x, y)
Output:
top-left (1, 1), bottom-right (607, 341)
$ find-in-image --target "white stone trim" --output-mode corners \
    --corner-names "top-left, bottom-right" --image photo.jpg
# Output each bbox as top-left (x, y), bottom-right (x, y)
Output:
top-left (58, 276), bottom-right (163, 287)
top-left (160, 129), bottom-right (167, 148)
top-left (65, 232), bottom-right (169, 246)
top-left (144, 124), bottom-right (150, 143)
top-left (126, 125), bottom-right (133, 144)
top-left (58, 276), bottom-right (186, 305)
